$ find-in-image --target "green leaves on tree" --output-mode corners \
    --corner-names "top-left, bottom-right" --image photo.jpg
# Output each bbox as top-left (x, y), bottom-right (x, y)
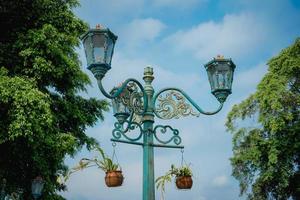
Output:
top-left (0, 0), bottom-right (109, 199)
top-left (226, 38), bottom-right (300, 200)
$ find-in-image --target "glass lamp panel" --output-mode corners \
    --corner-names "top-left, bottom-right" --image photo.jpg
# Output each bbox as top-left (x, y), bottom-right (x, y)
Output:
top-left (83, 36), bottom-right (93, 67)
top-left (111, 98), bottom-right (129, 115)
top-left (92, 34), bottom-right (106, 64)
top-left (105, 37), bottom-right (114, 65)
top-left (207, 66), bottom-right (217, 91)
top-left (225, 65), bottom-right (234, 89)
top-left (208, 62), bottom-right (232, 91)
top-left (216, 62), bottom-right (231, 90)
top-left (31, 179), bottom-right (44, 196)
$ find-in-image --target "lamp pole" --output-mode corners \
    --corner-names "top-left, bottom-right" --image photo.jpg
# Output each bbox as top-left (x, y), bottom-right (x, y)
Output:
top-left (81, 25), bottom-right (236, 200)
top-left (142, 67), bottom-right (155, 200)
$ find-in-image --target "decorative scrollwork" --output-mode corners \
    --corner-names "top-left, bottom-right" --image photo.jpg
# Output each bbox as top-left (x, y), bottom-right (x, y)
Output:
top-left (155, 90), bottom-right (199, 119)
top-left (153, 125), bottom-right (182, 145)
top-left (112, 120), bottom-right (144, 142)
top-left (122, 83), bottom-right (143, 114)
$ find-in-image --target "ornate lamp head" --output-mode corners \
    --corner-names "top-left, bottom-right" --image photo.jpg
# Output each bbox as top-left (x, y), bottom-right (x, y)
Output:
top-left (81, 24), bottom-right (118, 80)
top-left (31, 176), bottom-right (44, 199)
top-left (205, 55), bottom-right (236, 103)
top-left (110, 87), bottom-right (130, 124)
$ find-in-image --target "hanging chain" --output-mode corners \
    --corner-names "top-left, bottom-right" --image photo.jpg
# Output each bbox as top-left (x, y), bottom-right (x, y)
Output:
top-left (181, 149), bottom-right (184, 167)
top-left (180, 148), bottom-right (189, 167)
top-left (111, 142), bottom-right (121, 170)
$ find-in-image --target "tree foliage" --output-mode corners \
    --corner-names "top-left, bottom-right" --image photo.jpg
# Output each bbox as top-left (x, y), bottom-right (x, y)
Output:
top-left (0, 0), bottom-right (109, 199)
top-left (226, 38), bottom-right (300, 199)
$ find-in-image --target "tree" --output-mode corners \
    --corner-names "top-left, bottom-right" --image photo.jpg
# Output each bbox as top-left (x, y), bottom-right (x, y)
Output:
top-left (226, 38), bottom-right (300, 200)
top-left (0, 0), bottom-right (109, 199)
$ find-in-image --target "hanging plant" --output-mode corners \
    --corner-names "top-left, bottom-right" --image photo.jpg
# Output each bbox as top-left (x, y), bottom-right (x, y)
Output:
top-left (65, 145), bottom-right (124, 187)
top-left (99, 157), bottom-right (123, 187)
top-left (156, 164), bottom-right (193, 199)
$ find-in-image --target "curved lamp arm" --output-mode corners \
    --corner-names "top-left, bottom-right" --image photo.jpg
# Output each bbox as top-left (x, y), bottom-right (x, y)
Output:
top-left (153, 87), bottom-right (223, 119)
top-left (96, 78), bottom-right (148, 112)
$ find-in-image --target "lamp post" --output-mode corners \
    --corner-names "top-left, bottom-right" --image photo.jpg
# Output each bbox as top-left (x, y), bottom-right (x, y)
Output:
top-left (81, 25), bottom-right (236, 200)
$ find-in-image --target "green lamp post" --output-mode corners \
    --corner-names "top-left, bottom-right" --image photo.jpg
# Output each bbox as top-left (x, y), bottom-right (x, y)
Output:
top-left (81, 25), bottom-right (236, 200)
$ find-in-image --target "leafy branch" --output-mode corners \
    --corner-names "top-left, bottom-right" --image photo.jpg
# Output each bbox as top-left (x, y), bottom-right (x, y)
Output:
top-left (63, 145), bottom-right (120, 183)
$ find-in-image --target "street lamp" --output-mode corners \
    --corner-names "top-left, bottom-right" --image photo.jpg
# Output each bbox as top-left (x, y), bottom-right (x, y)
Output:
top-left (110, 86), bottom-right (131, 124)
top-left (81, 25), bottom-right (235, 200)
top-left (205, 55), bottom-right (235, 103)
top-left (31, 176), bottom-right (44, 200)
top-left (0, 179), bottom-right (6, 200)
top-left (81, 24), bottom-right (117, 80)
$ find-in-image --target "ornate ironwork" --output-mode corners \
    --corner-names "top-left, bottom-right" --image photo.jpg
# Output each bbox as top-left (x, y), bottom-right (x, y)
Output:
top-left (112, 120), bottom-right (144, 142)
top-left (82, 24), bottom-right (235, 200)
top-left (155, 90), bottom-right (200, 119)
top-left (113, 82), bottom-right (144, 123)
top-left (153, 125), bottom-right (182, 145)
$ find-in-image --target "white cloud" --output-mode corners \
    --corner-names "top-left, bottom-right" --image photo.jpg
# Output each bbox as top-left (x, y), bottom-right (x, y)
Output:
top-left (121, 18), bottom-right (166, 48)
top-left (234, 63), bottom-right (267, 91)
top-left (223, 62), bottom-right (268, 114)
top-left (165, 12), bottom-right (270, 61)
top-left (212, 175), bottom-right (228, 187)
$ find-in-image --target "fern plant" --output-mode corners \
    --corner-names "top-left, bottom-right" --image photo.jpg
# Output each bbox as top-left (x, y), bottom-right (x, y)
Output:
top-left (64, 145), bottom-right (120, 182)
top-left (98, 156), bottom-right (120, 172)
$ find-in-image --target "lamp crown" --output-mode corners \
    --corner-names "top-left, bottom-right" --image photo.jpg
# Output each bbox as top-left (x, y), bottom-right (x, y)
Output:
top-left (143, 66), bottom-right (154, 85)
top-left (144, 66), bottom-right (153, 75)
top-left (215, 55), bottom-right (224, 60)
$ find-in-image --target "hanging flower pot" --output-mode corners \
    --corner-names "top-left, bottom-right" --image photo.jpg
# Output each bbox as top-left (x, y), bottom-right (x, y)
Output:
top-left (105, 170), bottom-right (124, 187)
top-left (156, 164), bottom-right (193, 199)
top-left (65, 145), bottom-right (124, 188)
top-left (175, 175), bottom-right (193, 189)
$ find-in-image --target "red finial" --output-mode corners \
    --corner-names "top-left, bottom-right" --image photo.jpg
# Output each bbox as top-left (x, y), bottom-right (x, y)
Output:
top-left (96, 24), bottom-right (101, 29)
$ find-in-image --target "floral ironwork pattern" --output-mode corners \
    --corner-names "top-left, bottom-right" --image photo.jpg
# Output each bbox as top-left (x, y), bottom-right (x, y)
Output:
top-left (112, 120), bottom-right (144, 142)
top-left (122, 83), bottom-right (144, 114)
top-left (112, 82), bottom-right (144, 123)
top-left (155, 90), bottom-right (200, 119)
top-left (153, 125), bottom-right (182, 145)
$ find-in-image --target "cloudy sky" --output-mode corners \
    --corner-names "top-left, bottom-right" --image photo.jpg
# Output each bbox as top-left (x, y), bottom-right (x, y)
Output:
top-left (62, 0), bottom-right (300, 199)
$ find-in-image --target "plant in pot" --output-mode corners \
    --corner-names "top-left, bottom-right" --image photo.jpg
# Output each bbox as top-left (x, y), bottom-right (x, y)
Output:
top-left (100, 156), bottom-right (123, 187)
top-left (65, 146), bottom-right (124, 187)
top-left (156, 164), bottom-right (193, 199)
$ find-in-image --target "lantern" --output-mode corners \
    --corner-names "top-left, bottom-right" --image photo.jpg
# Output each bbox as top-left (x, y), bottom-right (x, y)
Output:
top-left (110, 87), bottom-right (130, 124)
top-left (31, 176), bottom-right (44, 200)
top-left (205, 55), bottom-right (236, 103)
top-left (81, 24), bottom-right (118, 79)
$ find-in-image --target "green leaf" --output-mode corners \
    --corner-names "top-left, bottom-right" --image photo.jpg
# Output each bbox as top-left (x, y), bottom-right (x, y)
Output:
top-left (225, 38), bottom-right (300, 199)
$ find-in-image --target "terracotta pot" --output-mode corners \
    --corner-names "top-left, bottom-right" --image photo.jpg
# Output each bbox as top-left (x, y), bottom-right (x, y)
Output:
top-left (105, 170), bottom-right (124, 187)
top-left (175, 176), bottom-right (193, 189)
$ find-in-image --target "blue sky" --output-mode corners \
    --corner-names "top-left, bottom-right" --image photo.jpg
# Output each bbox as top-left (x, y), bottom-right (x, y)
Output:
top-left (61, 0), bottom-right (300, 199)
